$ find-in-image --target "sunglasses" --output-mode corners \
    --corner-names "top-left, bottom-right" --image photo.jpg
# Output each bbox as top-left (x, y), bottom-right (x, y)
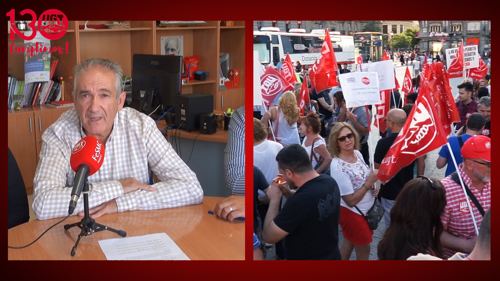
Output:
top-left (417, 176), bottom-right (437, 190)
top-left (337, 133), bottom-right (354, 142)
top-left (469, 159), bottom-right (491, 168)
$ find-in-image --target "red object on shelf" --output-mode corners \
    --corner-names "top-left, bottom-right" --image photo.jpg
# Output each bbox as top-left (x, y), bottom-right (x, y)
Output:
top-left (224, 81), bottom-right (233, 89)
top-left (229, 69), bottom-right (240, 88)
top-left (78, 24), bottom-right (108, 30)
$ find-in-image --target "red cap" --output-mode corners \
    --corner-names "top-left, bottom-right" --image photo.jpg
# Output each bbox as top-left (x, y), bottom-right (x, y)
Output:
top-left (70, 136), bottom-right (105, 176)
top-left (461, 135), bottom-right (491, 162)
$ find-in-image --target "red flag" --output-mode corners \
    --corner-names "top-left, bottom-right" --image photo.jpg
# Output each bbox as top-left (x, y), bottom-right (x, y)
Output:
top-left (394, 72), bottom-right (400, 91)
top-left (402, 67), bottom-right (413, 94)
top-left (469, 57), bottom-right (488, 80)
top-left (374, 89), bottom-right (391, 133)
top-left (382, 51), bottom-right (390, 61)
top-left (314, 31), bottom-right (339, 93)
top-left (420, 57), bottom-right (433, 82)
top-left (281, 54), bottom-right (298, 84)
top-left (428, 62), bottom-right (461, 136)
top-left (448, 43), bottom-right (464, 78)
top-left (298, 75), bottom-right (309, 116)
top-left (377, 81), bottom-right (449, 184)
top-left (260, 67), bottom-right (294, 107)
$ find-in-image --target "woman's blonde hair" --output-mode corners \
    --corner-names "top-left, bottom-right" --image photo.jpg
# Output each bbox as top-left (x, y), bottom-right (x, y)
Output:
top-left (327, 122), bottom-right (360, 157)
top-left (279, 91), bottom-right (300, 126)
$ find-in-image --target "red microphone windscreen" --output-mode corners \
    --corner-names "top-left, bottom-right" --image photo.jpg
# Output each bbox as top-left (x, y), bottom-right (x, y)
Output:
top-left (70, 136), bottom-right (105, 176)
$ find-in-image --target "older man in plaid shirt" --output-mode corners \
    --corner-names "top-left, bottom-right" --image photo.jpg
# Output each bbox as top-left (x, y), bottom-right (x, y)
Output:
top-left (440, 135), bottom-right (490, 258)
top-left (33, 58), bottom-right (203, 220)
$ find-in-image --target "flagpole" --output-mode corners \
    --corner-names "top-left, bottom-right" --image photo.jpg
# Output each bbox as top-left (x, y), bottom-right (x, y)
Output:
top-left (445, 142), bottom-right (480, 235)
top-left (391, 89), bottom-right (396, 110)
top-left (262, 101), bottom-right (277, 142)
top-left (462, 40), bottom-right (466, 81)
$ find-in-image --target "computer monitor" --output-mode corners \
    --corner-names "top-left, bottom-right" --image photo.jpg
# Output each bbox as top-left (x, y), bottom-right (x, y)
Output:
top-left (131, 54), bottom-right (183, 118)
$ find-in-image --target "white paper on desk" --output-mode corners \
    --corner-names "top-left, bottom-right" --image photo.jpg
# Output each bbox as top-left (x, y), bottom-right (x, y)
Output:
top-left (98, 233), bottom-right (190, 260)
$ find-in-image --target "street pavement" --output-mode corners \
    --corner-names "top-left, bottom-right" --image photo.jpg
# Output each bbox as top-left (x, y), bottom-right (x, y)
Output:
top-left (263, 61), bottom-right (456, 260)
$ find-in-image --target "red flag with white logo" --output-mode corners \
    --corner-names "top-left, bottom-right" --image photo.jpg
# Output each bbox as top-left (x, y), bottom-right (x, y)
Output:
top-left (374, 89), bottom-right (391, 133)
top-left (260, 66), bottom-right (294, 107)
top-left (428, 62), bottom-right (461, 136)
top-left (298, 75), bottom-right (309, 116)
top-left (314, 31), bottom-right (339, 93)
top-left (377, 81), bottom-right (449, 184)
top-left (469, 57), bottom-right (488, 80)
top-left (402, 66), bottom-right (413, 94)
top-left (448, 43), bottom-right (464, 78)
top-left (281, 54), bottom-right (298, 84)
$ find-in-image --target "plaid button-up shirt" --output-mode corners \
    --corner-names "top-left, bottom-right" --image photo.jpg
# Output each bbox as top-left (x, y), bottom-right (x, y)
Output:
top-left (33, 107), bottom-right (203, 220)
top-left (455, 100), bottom-right (478, 130)
top-left (440, 166), bottom-right (490, 258)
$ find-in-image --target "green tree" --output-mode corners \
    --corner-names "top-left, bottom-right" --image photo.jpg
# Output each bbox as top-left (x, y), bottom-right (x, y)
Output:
top-left (362, 21), bottom-right (382, 32)
top-left (403, 28), bottom-right (420, 48)
top-left (391, 34), bottom-right (411, 50)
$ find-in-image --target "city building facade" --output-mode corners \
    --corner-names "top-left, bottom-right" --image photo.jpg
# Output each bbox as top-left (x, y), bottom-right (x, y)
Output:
top-left (417, 21), bottom-right (491, 58)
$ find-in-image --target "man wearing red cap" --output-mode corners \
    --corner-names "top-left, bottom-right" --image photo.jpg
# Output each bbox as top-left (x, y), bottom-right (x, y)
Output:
top-left (440, 135), bottom-right (491, 258)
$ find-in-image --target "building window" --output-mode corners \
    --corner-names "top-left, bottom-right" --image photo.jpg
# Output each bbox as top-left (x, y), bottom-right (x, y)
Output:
top-left (400, 25), bottom-right (403, 33)
top-left (392, 25), bottom-right (397, 34)
top-left (430, 25), bottom-right (442, 32)
top-left (383, 25), bottom-right (388, 34)
top-left (467, 22), bottom-right (480, 33)
top-left (452, 24), bottom-right (462, 32)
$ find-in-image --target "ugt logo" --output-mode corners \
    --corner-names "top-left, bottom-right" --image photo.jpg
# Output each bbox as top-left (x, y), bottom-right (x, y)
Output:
top-left (7, 9), bottom-right (68, 41)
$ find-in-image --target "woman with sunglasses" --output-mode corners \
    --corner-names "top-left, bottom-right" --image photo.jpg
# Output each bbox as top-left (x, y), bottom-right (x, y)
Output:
top-left (377, 177), bottom-right (447, 260)
top-left (328, 122), bottom-right (379, 260)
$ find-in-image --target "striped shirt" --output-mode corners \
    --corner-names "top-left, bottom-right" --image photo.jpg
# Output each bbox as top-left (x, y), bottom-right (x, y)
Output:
top-left (440, 165), bottom-right (490, 258)
top-left (224, 106), bottom-right (245, 195)
top-left (33, 107), bottom-right (203, 220)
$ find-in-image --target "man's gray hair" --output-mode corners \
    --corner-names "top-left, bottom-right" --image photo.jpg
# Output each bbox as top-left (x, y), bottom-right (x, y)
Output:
top-left (73, 58), bottom-right (123, 101)
top-left (478, 96), bottom-right (491, 108)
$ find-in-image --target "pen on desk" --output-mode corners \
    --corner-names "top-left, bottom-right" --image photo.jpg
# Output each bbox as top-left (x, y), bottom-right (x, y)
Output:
top-left (208, 210), bottom-right (245, 221)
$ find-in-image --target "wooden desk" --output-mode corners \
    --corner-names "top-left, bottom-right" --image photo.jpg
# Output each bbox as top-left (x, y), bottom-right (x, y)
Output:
top-left (8, 197), bottom-right (244, 260)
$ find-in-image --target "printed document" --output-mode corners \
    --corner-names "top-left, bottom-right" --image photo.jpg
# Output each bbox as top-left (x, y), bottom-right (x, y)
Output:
top-left (98, 233), bottom-right (190, 260)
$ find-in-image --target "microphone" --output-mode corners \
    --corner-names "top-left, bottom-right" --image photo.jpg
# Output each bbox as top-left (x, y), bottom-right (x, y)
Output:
top-left (68, 136), bottom-right (105, 215)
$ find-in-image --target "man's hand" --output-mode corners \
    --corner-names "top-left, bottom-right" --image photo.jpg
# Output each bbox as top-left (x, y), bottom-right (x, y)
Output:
top-left (266, 177), bottom-right (284, 202)
top-left (273, 175), bottom-right (295, 199)
top-left (79, 199), bottom-right (117, 219)
top-left (345, 109), bottom-right (356, 122)
top-left (119, 177), bottom-right (156, 194)
top-left (213, 195), bottom-right (245, 222)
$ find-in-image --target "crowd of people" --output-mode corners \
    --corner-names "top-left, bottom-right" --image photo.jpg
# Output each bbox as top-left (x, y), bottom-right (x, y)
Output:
top-left (254, 56), bottom-right (491, 260)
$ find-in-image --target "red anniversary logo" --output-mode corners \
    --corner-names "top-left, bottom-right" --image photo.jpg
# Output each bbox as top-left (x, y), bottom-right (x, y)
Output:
top-left (7, 9), bottom-right (68, 40)
top-left (361, 77), bottom-right (370, 85)
top-left (72, 140), bottom-right (86, 154)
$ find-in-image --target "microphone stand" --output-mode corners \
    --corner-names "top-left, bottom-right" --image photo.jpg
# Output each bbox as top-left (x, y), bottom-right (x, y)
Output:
top-left (64, 179), bottom-right (127, 256)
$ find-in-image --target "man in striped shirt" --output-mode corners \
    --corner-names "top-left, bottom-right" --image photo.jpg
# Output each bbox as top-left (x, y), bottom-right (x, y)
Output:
top-left (33, 58), bottom-right (203, 220)
top-left (440, 135), bottom-right (490, 258)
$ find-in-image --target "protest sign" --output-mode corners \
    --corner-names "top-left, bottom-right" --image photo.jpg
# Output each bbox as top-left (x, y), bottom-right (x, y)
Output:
top-left (339, 72), bottom-right (380, 108)
top-left (254, 51), bottom-right (263, 105)
top-left (463, 45), bottom-right (479, 69)
top-left (357, 60), bottom-right (395, 91)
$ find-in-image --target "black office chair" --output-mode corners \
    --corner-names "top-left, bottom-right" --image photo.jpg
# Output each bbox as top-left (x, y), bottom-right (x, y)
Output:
top-left (8, 147), bottom-right (30, 228)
